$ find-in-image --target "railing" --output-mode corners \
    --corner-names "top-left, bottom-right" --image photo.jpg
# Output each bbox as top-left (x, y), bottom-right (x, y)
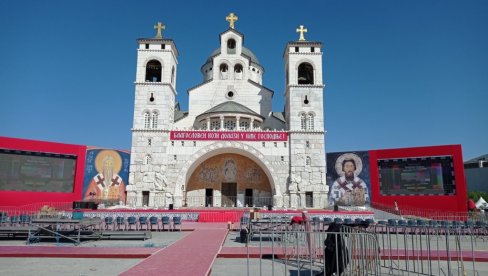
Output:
top-left (244, 219), bottom-right (487, 275)
top-left (370, 202), bottom-right (476, 222)
top-left (246, 225), bottom-right (381, 276)
top-left (0, 201), bottom-right (73, 217)
top-left (183, 196), bottom-right (273, 208)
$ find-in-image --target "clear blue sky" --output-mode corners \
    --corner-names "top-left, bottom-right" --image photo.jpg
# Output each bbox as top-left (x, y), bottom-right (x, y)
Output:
top-left (0, 0), bottom-right (487, 161)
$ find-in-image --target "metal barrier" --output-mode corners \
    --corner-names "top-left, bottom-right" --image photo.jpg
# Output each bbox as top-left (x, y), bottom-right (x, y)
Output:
top-left (245, 221), bottom-right (487, 276)
top-left (246, 224), bottom-right (381, 276)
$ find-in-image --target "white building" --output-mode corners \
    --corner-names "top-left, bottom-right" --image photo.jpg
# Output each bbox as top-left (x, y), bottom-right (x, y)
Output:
top-left (127, 15), bottom-right (328, 209)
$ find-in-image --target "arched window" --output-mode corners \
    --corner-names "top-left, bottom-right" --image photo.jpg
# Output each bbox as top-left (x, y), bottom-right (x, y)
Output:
top-left (239, 120), bottom-right (249, 130)
top-left (307, 113), bottom-right (314, 130)
top-left (171, 66), bottom-right (175, 84)
top-left (145, 60), bottom-right (162, 82)
top-left (227, 39), bottom-right (236, 54)
top-left (224, 119), bottom-right (236, 130)
top-left (234, 64), bottom-right (243, 80)
top-left (298, 62), bottom-right (314, 85)
top-left (210, 120), bottom-right (220, 130)
top-left (144, 112), bottom-right (150, 129)
top-left (145, 155), bottom-right (152, 165)
top-left (306, 156), bottom-right (311, 166)
top-left (300, 113), bottom-right (307, 130)
top-left (152, 112), bottom-right (158, 128)
top-left (219, 64), bottom-right (228, 79)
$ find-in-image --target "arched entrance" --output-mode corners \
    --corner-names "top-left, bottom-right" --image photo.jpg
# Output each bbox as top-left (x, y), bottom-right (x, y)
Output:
top-left (186, 153), bottom-right (272, 207)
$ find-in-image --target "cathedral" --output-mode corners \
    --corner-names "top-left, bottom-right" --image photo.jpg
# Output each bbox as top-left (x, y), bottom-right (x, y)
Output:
top-left (127, 13), bottom-right (327, 209)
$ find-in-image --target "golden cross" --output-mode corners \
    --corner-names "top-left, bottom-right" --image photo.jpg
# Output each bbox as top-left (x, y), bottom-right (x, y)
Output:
top-left (154, 22), bottom-right (165, 39)
top-left (296, 25), bottom-right (308, 41)
top-left (226, 12), bottom-right (238, 29)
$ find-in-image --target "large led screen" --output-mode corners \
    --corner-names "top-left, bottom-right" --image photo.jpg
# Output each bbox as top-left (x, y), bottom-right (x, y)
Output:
top-left (0, 149), bottom-right (76, 192)
top-left (378, 155), bottom-right (455, 196)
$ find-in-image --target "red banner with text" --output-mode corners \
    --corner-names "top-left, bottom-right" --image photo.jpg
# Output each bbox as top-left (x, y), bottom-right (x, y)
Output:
top-left (170, 131), bottom-right (288, 141)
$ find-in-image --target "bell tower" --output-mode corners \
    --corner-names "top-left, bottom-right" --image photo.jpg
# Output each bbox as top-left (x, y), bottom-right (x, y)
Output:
top-left (128, 22), bottom-right (179, 207)
top-left (284, 25), bottom-right (328, 208)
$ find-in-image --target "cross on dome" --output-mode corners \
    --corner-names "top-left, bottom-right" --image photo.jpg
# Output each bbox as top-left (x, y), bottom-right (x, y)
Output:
top-left (296, 25), bottom-right (308, 41)
top-left (226, 12), bottom-right (238, 29)
top-left (154, 22), bottom-right (165, 39)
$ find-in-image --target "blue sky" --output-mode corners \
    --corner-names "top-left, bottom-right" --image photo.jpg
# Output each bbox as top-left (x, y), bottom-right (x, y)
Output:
top-left (0, 0), bottom-right (487, 161)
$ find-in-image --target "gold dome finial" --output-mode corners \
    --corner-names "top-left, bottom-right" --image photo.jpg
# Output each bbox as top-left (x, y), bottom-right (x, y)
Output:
top-left (226, 12), bottom-right (238, 29)
top-left (296, 25), bottom-right (308, 41)
top-left (154, 22), bottom-right (165, 39)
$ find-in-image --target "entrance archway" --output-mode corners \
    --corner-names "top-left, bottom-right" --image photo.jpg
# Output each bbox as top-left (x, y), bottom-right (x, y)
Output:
top-left (172, 142), bottom-right (280, 207)
top-left (186, 153), bottom-right (272, 207)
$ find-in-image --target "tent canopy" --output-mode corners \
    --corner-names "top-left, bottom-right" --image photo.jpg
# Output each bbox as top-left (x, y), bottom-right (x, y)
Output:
top-left (476, 197), bottom-right (488, 209)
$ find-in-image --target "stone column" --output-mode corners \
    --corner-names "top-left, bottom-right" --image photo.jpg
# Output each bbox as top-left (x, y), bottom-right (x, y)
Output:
top-left (273, 195), bottom-right (283, 208)
top-left (206, 118), bottom-right (210, 130)
top-left (299, 192), bottom-right (306, 208)
top-left (290, 193), bottom-right (299, 209)
top-left (250, 118), bottom-right (254, 129)
top-left (220, 116), bottom-right (224, 130)
top-left (236, 116), bottom-right (240, 130)
top-left (149, 191), bottom-right (155, 207)
top-left (136, 191), bottom-right (143, 207)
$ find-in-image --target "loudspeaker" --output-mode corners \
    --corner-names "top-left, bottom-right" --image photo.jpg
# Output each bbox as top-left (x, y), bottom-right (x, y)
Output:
top-left (73, 201), bottom-right (98, 210)
top-left (73, 201), bottom-right (82, 209)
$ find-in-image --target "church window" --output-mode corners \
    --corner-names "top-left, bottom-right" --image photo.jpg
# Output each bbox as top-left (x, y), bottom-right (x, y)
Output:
top-left (145, 60), bottom-right (162, 82)
top-left (171, 66), bottom-right (175, 84)
top-left (239, 120), bottom-right (249, 130)
top-left (284, 142), bottom-right (287, 147)
top-left (252, 68), bottom-right (255, 72)
top-left (306, 156), bottom-right (311, 166)
top-left (171, 141), bottom-right (174, 146)
top-left (148, 138), bottom-right (152, 146)
top-left (298, 62), bottom-right (314, 85)
top-left (174, 155), bottom-right (177, 160)
top-left (227, 39), bottom-right (236, 54)
top-left (161, 44), bottom-right (165, 49)
top-left (253, 122), bottom-right (261, 129)
top-left (311, 47), bottom-right (315, 52)
top-left (181, 141), bottom-right (184, 146)
top-left (152, 112), bottom-right (158, 128)
top-left (307, 114), bottom-right (315, 130)
top-left (145, 155), bottom-right (152, 165)
top-left (300, 113), bottom-right (307, 130)
top-left (193, 141), bottom-right (196, 147)
top-left (306, 141), bottom-right (310, 148)
top-left (295, 47), bottom-right (299, 52)
top-left (234, 64), bottom-right (243, 80)
top-left (226, 91), bottom-right (234, 99)
top-left (274, 142), bottom-right (277, 147)
top-left (149, 93), bottom-right (155, 103)
top-left (210, 120), bottom-right (220, 130)
top-left (224, 119), bottom-right (236, 130)
top-left (144, 112), bottom-right (150, 129)
top-left (145, 44), bottom-right (149, 49)
top-left (303, 95), bottom-right (309, 105)
top-left (262, 142), bottom-right (266, 147)
top-left (281, 156), bottom-right (284, 161)
top-left (219, 64), bottom-right (228, 80)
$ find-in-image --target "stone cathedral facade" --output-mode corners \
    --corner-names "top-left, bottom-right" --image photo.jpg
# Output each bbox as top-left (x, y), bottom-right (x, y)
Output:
top-left (127, 14), bottom-right (328, 209)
